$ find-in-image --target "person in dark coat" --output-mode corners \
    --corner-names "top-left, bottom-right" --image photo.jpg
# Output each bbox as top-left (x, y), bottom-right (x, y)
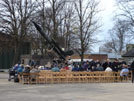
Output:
top-left (131, 60), bottom-right (134, 83)
top-left (102, 59), bottom-right (112, 71)
top-left (120, 59), bottom-right (127, 65)
top-left (95, 60), bottom-right (101, 67)
top-left (118, 59), bottom-right (127, 71)
top-left (90, 60), bottom-right (96, 68)
top-left (79, 64), bottom-right (84, 71)
top-left (111, 59), bottom-right (119, 72)
top-left (83, 61), bottom-right (90, 71)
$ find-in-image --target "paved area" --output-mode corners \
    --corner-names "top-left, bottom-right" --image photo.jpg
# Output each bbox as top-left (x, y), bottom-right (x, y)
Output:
top-left (0, 73), bottom-right (134, 101)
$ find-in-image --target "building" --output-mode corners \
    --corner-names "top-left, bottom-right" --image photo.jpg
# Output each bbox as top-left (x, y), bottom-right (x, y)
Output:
top-left (122, 44), bottom-right (134, 63)
top-left (0, 32), bottom-right (14, 70)
top-left (67, 53), bottom-right (108, 62)
top-left (0, 32), bottom-right (32, 69)
top-left (107, 53), bottom-right (122, 61)
top-left (126, 44), bottom-right (134, 52)
top-left (122, 49), bottom-right (134, 63)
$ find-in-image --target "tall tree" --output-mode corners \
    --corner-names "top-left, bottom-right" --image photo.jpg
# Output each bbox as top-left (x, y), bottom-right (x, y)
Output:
top-left (116, 0), bottom-right (134, 38)
top-left (74, 0), bottom-right (101, 63)
top-left (34, 0), bottom-right (76, 53)
top-left (0, 0), bottom-right (36, 64)
top-left (44, 0), bottom-right (66, 40)
top-left (101, 20), bottom-right (128, 54)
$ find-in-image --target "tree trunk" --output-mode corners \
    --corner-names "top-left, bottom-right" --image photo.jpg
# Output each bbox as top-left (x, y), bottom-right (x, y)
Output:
top-left (13, 41), bottom-right (21, 65)
top-left (81, 51), bottom-right (84, 64)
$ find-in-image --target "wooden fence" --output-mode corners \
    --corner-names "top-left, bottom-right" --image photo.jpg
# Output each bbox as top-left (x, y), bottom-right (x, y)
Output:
top-left (18, 71), bottom-right (132, 84)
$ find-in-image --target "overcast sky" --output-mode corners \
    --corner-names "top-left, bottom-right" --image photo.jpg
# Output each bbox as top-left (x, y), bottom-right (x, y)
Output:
top-left (94, 0), bottom-right (116, 53)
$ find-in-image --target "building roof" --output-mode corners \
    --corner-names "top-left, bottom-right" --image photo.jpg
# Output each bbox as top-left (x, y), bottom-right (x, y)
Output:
top-left (85, 52), bottom-right (107, 55)
top-left (122, 49), bottom-right (134, 57)
top-left (90, 52), bottom-right (122, 59)
top-left (91, 53), bottom-right (107, 55)
top-left (108, 53), bottom-right (122, 59)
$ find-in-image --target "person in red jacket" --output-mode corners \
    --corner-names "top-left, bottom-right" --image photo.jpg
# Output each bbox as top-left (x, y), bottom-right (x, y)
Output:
top-left (64, 63), bottom-right (69, 70)
top-left (65, 65), bottom-right (69, 70)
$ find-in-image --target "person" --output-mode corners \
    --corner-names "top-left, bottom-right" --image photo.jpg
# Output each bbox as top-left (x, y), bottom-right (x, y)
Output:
top-left (14, 64), bottom-right (23, 75)
top-left (72, 64), bottom-right (79, 71)
top-left (90, 59), bottom-right (96, 70)
top-left (95, 60), bottom-right (101, 67)
top-left (131, 60), bottom-right (134, 83)
top-left (120, 59), bottom-right (127, 65)
top-left (13, 64), bottom-right (19, 71)
top-left (120, 64), bottom-right (129, 77)
top-left (17, 64), bottom-right (24, 75)
top-left (64, 65), bottom-right (69, 70)
top-left (13, 64), bottom-right (24, 83)
top-left (83, 61), bottom-right (90, 71)
top-left (9, 64), bottom-right (20, 81)
top-left (38, 66), bottom-right (45, 70)
top-left (51, 64), bottom-right (60, 72)
top-left (79, 64), bottom-right (84, 71)
top-left (118, 59), bottom-right (124, 71)
top-left (67, 56), bottom-right (72, 65)
top-left (30, 59), bottom-right (35, 66)
top-left (23, 65), bottom-right (31, 73)
top-left (102, 59), bottom-right (111, 71)
top-left (91, 66), bottom-right (97, 71)
top-left (45, 62), bottom-right (52, 70)
top-left (30, 66), bottom-right (39, 73)
top-left (58, 63), bottom-right (64, 69)
top-left (111, 59), bottom-right (119, 72)
top-left (44, 66), bottom-right (49, 70)
top-left (96, 64), bottom-right (104, 71)
top-left (68, 63), bottom-right (74, 71)
top-left (30, 66), bottom-right (39, 81)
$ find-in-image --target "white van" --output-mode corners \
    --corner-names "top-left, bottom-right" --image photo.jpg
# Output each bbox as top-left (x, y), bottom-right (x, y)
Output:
top-left (68, 59), bottom-right (92, 65)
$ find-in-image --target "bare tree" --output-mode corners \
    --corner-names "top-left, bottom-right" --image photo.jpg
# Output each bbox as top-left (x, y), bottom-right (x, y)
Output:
top-left (101, 20), bottom-right (128, 54)
top-left (31, 0), bottom-right (48, 55)
top-left (100, 42), bottom-right (113, 53)
top-left (73, 0), bottom-right (101, 63)
top-left (57, 2), bottom-right (76, 50)
top-left (34, 0), bottom-right (76, 54)
top-left (116, 0), bottom-right (134, 38)
top-left (42, 0), bottom-right (66, 40)
top-left (0, 0), bottom-right (36, 64)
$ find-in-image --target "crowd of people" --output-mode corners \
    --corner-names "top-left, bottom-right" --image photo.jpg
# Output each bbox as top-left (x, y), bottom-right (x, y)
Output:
top-left (9, 58), bottom-right (134, 83)
top-left (12, 58), bottom-right (133, 77)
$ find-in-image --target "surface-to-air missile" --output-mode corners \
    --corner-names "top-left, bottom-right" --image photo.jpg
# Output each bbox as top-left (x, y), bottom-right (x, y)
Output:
top-left (33, 22), bottom-right (74, 61)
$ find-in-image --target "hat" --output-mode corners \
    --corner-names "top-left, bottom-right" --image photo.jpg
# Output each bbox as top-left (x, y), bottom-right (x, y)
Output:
top-left (25, 65), bottom-right (31, 68)
top-left (38, 66), bottom-right (44, 69)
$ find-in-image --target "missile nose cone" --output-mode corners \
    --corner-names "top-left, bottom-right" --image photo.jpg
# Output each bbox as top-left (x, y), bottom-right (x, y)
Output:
top-left (32, 21), bottom-right (41, 31)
